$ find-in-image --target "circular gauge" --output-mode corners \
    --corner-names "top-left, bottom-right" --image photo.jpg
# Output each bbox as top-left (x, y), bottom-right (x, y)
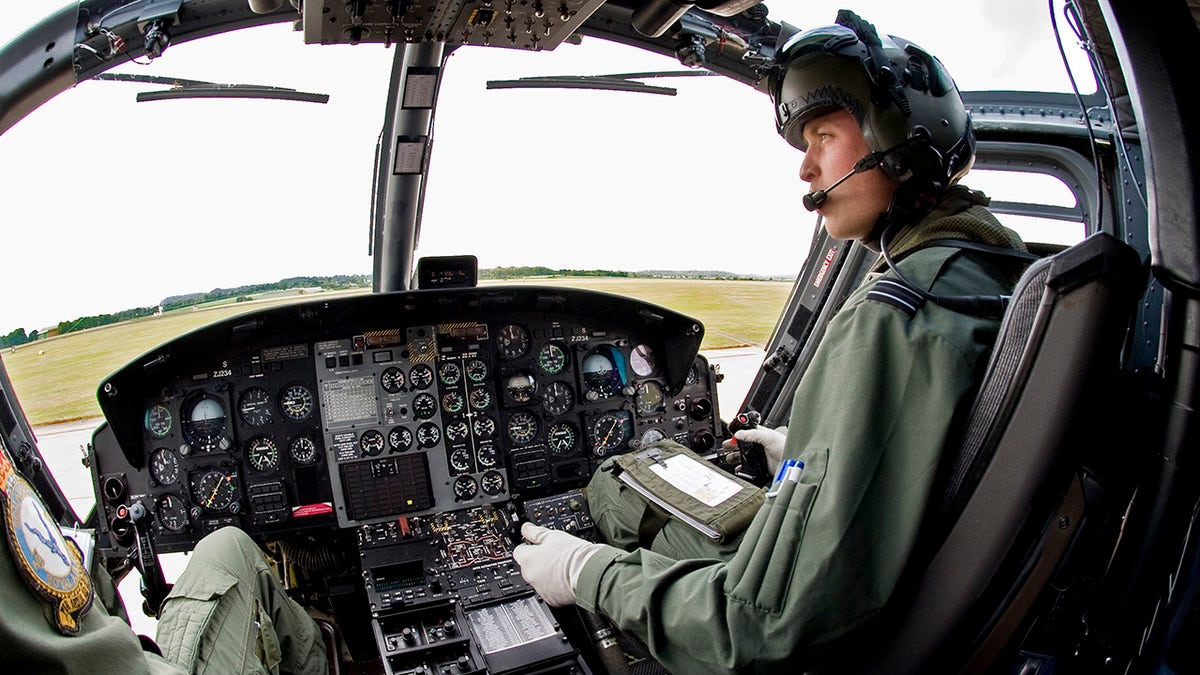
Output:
top-left (507, 411), bottom-right (539, 445)
top-left (246, 436), bottom-right (280, 471)
top-left (449, 447), bottom-right (472, 473)
top-left (190, 469), bottom-right (240, 513)
top-left (635, 381), bottom-right (665, 415)
top-left (547, 422), bottom-right (578, 455)
top-left (238, 387), bottom-right (273, 427)
top-left (149, 447), bottom-right (180, 485)
top-left (481, 470), bottom-right (505, 496)
top-left (630, 344), bottom-right (658, 376)
top-left (409, 364), bottom-right (434, 390)
top-left (144, 403), bottom-right (173, 439)
top-left (465, 359), bottom-right (489, 383)
top-left (536, 343), bottom-right (568, 374)
top-left (441, 391), bottom-right (465, 414)
top-left (505, 372), bottom-right (537, 404)
top-left (279, 383), bottom-right (315, 422)
top-left (640, 428), bottom-right (666, 447)
top-left (453, 475), bottom-right (479, 500)
top-left (156, 494), bottom-right (189, 532)
top-left (290, 436), bottom-right (318, 464)
top-left (182, 394), bottom-right (228, 453)
top-left (588, 411), bottom-right (634, 457)
top-left (416, 422), bottom-right (441, 448)
top-left (472, 415), bottom-right (496, 439)
top-left (469, 388), bottom-right (492, 410)
top-left (388, 426), bottom-right (413, 453)
top-left (413, 393), bottom-right (438, 420)
top-left (477, 443), bottom-right (499, 468)
top-left (541, 381), bottom-right (575, 416)
top-left (438, 362), bottom-right (462, 386)
top-left (496, 324), bottom-right (530, 359)
top-left (686, 362), bottom-right (702, 386)
top-left (583, 347), bottom-right (625, 400)
top-left (359, 429), bottom-right (386, 457)
top-left (381, 366), bottom-right (406, 393)
top-left (445, 420), bottom-right (470, 443)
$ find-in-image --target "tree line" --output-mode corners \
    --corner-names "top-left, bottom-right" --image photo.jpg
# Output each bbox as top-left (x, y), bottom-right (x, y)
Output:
top-left (3, 269), bottom-right (784, 346)
top-left (2, 275), bottom-right (371, 347)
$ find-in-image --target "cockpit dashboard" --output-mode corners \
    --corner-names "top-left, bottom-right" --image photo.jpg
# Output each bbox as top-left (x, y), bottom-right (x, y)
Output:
top-left (86, 285), bottom-right (721, 673)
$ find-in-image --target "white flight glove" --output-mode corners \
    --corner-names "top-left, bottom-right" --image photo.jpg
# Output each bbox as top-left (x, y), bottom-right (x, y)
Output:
top-left (512, 522), bottom-right (607, 607)
top-left (731, 425), bottom-right (788, 476)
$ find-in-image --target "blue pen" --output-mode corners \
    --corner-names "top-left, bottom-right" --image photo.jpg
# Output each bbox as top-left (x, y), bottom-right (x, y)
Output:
top-left (767, 459), bottom-right (804, 497)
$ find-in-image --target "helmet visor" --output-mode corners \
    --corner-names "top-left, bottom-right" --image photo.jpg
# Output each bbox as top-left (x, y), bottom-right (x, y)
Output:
top-left (771, 25), bottom-right (866, 148)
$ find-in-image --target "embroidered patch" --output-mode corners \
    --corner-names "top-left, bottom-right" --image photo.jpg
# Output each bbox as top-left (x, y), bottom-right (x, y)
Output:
top-left (1, 450), bottom-right (93, 635)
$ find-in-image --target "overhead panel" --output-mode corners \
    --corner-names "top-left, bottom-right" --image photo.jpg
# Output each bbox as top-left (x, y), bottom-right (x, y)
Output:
top-left (302, 0), bottom-right (607, 50)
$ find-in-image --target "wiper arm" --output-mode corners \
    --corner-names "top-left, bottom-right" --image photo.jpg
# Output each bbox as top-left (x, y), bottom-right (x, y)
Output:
top-left (92, 73), bottom-right (330, 104)
top-left (486, 70), bottom-right (716, 96)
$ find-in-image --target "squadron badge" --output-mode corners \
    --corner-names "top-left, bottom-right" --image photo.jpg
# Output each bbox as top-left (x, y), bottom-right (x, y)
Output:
top-left (1, 440), bottom-right (93, 635)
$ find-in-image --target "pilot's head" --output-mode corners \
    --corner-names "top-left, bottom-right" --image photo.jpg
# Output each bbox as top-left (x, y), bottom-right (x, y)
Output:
top-left (767, 11), bottom-right (974, 239)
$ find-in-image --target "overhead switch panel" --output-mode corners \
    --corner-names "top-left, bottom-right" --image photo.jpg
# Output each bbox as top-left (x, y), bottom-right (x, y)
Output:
top-left (302, 0), bottom-right (607, 50)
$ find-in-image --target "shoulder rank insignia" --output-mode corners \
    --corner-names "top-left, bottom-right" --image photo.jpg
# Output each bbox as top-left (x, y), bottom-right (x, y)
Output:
top-left (1, 442), bottom-right (93, 635)
top-left (866, 278), bottom-right (926, 318)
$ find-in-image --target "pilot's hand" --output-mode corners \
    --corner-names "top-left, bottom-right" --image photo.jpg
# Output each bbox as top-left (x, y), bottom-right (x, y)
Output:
top-left (513, 522), bottom-right (606, 607)
top-left (731, 425), bottom-right (788, 476)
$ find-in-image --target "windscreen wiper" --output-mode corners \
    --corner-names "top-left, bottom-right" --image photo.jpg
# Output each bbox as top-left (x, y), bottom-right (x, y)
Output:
top-left (486, 70), bottom-right (716, 96)
top-left (92, 73), bottom-right (330, 103)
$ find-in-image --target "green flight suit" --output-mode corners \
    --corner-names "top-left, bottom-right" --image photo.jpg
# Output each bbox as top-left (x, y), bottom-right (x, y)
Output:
top-left (578, 187), bottom-right (1026, 673)
top-left (2, 525), bottom-right (326, 674)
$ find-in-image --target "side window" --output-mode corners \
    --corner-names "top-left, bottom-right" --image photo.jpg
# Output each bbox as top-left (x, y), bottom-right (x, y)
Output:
top-left (965, 169), bottom-right (1087, 247)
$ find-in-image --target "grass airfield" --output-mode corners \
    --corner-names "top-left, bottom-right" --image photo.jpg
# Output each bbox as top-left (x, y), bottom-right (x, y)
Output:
top-left (4, 278), bottom-right (790, 426)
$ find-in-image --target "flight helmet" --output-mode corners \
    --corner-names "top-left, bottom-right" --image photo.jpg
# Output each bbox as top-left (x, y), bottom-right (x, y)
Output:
top-left (768, 10), bottom-right (975, 194)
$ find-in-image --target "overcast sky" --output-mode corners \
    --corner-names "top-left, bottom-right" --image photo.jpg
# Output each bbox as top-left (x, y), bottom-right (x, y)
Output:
top-left (0, 1), bottom-right (1092, 333)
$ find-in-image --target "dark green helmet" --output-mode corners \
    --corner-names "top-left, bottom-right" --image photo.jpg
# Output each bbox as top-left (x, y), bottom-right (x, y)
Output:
top-left (768, 11), bottom-right (974, 194)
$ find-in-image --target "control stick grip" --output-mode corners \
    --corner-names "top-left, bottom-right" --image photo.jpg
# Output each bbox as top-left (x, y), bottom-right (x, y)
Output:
top-left (729, 411), bottom-right (770, 486)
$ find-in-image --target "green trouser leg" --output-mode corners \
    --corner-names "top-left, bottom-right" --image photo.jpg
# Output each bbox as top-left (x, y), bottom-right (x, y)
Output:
top-left (587, 457), bottom-right (743, 561)
top-left (156, 527), bottom-right (327, 675)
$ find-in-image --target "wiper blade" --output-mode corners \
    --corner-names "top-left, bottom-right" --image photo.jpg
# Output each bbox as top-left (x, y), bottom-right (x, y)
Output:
top-left (92, 73), bottom-right (330, 104)
top-left (486, 70), bottom-right (716, 96)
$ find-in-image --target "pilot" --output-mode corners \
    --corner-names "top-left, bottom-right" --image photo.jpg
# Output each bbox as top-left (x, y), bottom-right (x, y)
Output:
top-left (0, 444), bottom-right (327, 675)
top-left (514, 11), bottom-right (1029, 673)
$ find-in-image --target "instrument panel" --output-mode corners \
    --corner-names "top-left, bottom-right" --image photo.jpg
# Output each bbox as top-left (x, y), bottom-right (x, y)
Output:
top-left (89, 286), bottom-right (720, 554)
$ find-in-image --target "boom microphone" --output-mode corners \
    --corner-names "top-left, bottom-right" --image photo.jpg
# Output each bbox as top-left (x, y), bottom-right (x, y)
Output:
top-left (802, 152), bottom-right (884, 212)
top-left (801, 129), bottom-right (933, 212)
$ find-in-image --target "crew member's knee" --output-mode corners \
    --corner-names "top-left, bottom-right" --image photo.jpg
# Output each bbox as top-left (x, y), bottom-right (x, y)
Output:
top-left (190, 526), bottom-right (266, 577)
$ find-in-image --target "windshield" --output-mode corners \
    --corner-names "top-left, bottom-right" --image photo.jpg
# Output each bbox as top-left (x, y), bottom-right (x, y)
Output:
top-left (0, 0), bottom-right (1097, 423)
top-left (0, 0), bottom-right (1098, 329)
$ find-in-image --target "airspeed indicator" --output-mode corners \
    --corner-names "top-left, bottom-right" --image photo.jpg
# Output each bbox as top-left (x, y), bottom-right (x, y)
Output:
top-left (144, 403), bottom-right (173, 439)
top-left (536, 343), bottom-right (568, 374)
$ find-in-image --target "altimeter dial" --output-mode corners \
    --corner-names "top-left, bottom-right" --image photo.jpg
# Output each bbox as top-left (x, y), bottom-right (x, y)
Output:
top-left (279, 384), bottom-right (315, 422)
